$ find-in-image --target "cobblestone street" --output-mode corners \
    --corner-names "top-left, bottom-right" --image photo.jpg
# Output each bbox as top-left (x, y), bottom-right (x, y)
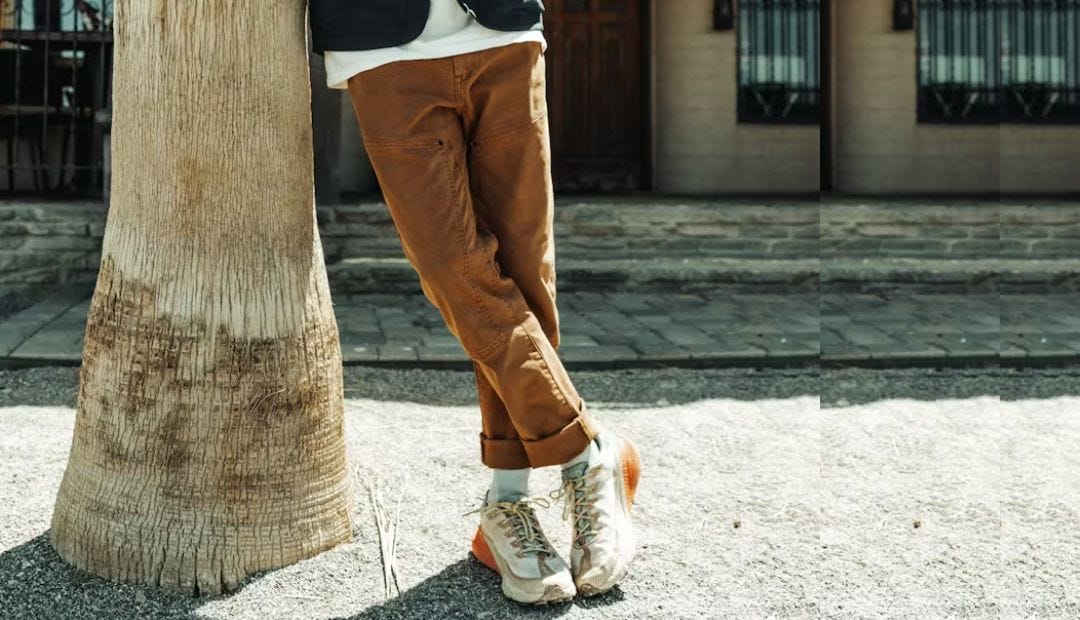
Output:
top-left (2, 287), bottom-right (1077, 367)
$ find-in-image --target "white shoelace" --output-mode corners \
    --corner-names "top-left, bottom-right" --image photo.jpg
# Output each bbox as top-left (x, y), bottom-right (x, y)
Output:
top-left (554, 471), bottom-right (600, 548)
top-left (466, 496), bottom-right (556, 558)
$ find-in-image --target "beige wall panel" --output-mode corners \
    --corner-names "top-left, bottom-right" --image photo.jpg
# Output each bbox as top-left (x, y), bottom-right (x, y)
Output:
top-left (835, 0), bottom-right (1078, 194)
top-left (654, 0), bottom-right (819, 194)
top-left (1000, 126), bottom-right (1080, 193)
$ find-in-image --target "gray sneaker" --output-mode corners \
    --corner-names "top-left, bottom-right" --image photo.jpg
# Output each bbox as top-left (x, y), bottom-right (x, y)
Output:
top-left (469, 493), bottom-right (576, 605)
top-left (558, 430), bottom-right (641, 596)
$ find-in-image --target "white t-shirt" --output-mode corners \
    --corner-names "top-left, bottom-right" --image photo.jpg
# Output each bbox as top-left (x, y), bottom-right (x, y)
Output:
top-left (324, 0), bottom-right (547, 89)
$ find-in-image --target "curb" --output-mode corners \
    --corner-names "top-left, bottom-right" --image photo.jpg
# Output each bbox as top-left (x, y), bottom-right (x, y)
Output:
top-left (6, 351), bottom-right (1077, 371)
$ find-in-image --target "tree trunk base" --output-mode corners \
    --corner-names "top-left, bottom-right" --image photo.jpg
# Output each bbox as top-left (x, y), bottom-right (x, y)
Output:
top-left (51, 256), bottom-right (355, 595)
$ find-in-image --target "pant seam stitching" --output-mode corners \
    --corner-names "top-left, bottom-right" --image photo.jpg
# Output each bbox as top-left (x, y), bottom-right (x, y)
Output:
top-left (521, 326), bottom-right (578, 415)
top-left (449, 149), bottom-right (509, 361)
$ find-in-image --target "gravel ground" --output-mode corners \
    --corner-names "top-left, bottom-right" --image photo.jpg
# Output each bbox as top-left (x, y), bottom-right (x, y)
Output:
top-left (0, 366), bottom-right (1078, 619)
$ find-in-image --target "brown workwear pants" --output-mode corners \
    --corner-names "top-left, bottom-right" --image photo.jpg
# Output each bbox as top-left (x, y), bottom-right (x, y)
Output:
top-left (346, 42), bottom-right (598, 470)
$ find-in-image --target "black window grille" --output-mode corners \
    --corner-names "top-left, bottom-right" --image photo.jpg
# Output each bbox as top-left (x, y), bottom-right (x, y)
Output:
top-left (1003, 0), bottom-right (1080, 122)
top-left (737, 0), bottom-right (821, 124)
top-left (1, 0), bottom-right (114, 197)
top-left (918, 0), bottom-right (1080, 124)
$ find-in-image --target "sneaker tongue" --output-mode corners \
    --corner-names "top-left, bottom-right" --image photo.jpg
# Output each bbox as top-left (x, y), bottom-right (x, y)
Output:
top-left (562, 462), bottom-right (589, 480)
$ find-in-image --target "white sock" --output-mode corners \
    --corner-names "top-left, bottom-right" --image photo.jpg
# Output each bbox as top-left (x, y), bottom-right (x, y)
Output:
top-left (489, 468), bottom-right (531, 503)
top-left (561, 437), bottom-right (601, 473)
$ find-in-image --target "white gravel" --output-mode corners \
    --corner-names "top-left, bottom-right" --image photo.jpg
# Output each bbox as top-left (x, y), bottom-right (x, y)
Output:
top-left (0, 368), bottom-right (1077, 619)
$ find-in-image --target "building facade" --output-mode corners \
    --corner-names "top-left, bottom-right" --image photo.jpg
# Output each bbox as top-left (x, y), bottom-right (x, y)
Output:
top-left (2, 0), bottom-right (1078, 198)
top-left (831, 0), bottom-right (1080, 194)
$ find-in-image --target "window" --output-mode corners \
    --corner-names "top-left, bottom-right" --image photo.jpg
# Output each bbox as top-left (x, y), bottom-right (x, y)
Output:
top-left (737, 0), bottom-right (821, 124)
top-left (1002, 0), bottom-right (1080, 122)
top-left (918, 0), bottom-right (1080, 124)
top-left (1, 0), bottom-right (114, 197)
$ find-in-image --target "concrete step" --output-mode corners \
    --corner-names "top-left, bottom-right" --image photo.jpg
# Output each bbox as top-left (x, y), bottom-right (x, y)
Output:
top-left (329, 255), bottom-right (1079, 295)
top-left (822, 259), bottom-right (1080, 293)
top-left (327, 256), bottom-right (821, 295)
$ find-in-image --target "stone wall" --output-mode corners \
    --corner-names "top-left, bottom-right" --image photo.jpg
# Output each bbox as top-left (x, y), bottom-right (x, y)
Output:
top-left (0, 203), bottom-right (106, 285)
top-left (1, 199), bottom-right (820, 287)
top-left (3, 200), bottom-right (1073, 291)
top-left (320, 199), bottom-right (820, 263)
top-left (821, 201), bottom-right (1080, 260)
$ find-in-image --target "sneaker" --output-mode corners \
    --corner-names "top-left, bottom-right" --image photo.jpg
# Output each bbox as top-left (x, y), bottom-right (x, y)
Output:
top-left (468, 493), bottom-right (576, 605)
top-left (558, 430), bottom-right (641, 596)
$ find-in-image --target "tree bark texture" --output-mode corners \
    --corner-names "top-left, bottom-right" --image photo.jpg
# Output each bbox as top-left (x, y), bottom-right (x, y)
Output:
top-left (50, 0), bottom-right (354, 595)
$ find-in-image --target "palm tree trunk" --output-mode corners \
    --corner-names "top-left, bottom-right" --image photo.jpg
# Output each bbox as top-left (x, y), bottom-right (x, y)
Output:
top-left (50, 0), bottom-right (354, 595)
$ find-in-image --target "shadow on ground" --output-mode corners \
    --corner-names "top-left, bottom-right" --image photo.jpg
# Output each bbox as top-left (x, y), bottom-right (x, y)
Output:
top-left (5, 364), bottom-right (1076, 411)
top-left (0, 366), bottom-right (821, 409)
top-left (821, 365), bottom-right (1080, 406)
top-left (337, 559), bottom-right (626, 620)
top-left (0, 534), bottom-right (630, 620)
top-left (0, 534), bottom-right (201, 620)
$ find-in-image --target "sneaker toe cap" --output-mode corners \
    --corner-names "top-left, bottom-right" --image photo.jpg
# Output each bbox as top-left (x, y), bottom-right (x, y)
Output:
top-left (503, 573), bottom-right (576, 605)
top-left (575, 557), bottom-right (630, 596)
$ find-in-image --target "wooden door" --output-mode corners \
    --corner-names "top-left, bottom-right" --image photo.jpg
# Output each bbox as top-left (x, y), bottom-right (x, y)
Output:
top-left (544, 0), bottom-right (648, 192)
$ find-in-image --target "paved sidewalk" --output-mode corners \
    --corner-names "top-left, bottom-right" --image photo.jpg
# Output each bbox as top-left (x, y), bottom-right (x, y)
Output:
top-left (0, 287), bottom-right (1077, 367)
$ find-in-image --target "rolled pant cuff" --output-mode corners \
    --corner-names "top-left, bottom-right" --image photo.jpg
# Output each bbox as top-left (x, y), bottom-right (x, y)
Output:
top-left (521, 411), bottom-right (600, 469)
top-left (480, 435), bottom-right (531, 470)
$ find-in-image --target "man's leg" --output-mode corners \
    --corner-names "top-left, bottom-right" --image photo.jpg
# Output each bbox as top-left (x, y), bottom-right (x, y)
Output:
top-left (454, 42), bottom-right (590, 470)
top-left (346, 55), bottom-right (597, 471)
top-left (464, 41), bottom-right (563, 474)
top-left (459, 42), bottom-right (642, 597)
top-left (346, 55), bottom-right (585, 605)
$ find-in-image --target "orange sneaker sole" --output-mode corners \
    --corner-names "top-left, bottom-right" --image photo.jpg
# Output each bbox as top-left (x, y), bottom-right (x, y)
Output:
top-left (618, 432), bottom-right (642, 509)
top-left (470, 433), bottom-right (641, 575)
top-left (471, 528), bottom-right (500, 574)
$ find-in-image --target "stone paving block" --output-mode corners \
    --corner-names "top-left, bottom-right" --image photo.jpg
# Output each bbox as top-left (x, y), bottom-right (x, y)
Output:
top-left (335, 306), bottom-right (376, 320)
top-left (416, 346), bottom-right (468, 362)
top-left (561, 345), bottom-right (639, 363)
top-left (52, 300), bottom-right (91, 328)
top-left (0, 287), bottom-right (88, 356)
top-left (11, 328), bottom-right (84, 361)
top-left (1012, 339), bottom-right (1080, 359)
top-left (591, 332), bottom-right (640, 347)
top-left (604, 293), bottom-right (659, 313)
top-left (839, 325), bottom-right (903, 347)
top-left (634, 314), bottom-right (674, 327)
top-left (340, 331), bottom-right (386, 346)
top-left (659, 325), bottom-right (716, 346)
top-left (422, 334), bottom-right (460, 347)
top-left (632, 344), bottom-right (693, 360)
top-left (819, 328), bottom-right (850, 351)
top-left (691, 343), bottom-right (767, 360)
top-left (560, 323), bottom-right (608, 338)
top-left (559, 334), bottom-right (599, 347)
top-left (932, 334), bottom-right (1000, 351)
top-left (377, 346), bottom-right (418, 361)
top-left (942, 339), bottom-right (1000, 359)
top-left (870, 345), bottom-right (948, 361)
top-left (999, 345), bottom-right (1029, 361)
top-left (637, 329), bottom-right (676, 346)
top-left (762, 335), bottom-right (820, 357)
top-left (341, 345), bottom-right (380, 362)
top-left (379, 328), bottom-right (428, 341)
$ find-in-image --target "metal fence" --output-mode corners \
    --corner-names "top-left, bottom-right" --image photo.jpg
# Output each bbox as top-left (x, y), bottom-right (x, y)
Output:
top-left (1, 0), bottom-right (113, 197)
top-left (737, 0), bottom-right (821, 124)
top-left (918, 0), bottom-right (1080, 123)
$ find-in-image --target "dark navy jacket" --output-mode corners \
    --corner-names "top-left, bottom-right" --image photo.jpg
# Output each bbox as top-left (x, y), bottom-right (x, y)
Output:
top-left (309, 0), bottom-right (544, 55)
